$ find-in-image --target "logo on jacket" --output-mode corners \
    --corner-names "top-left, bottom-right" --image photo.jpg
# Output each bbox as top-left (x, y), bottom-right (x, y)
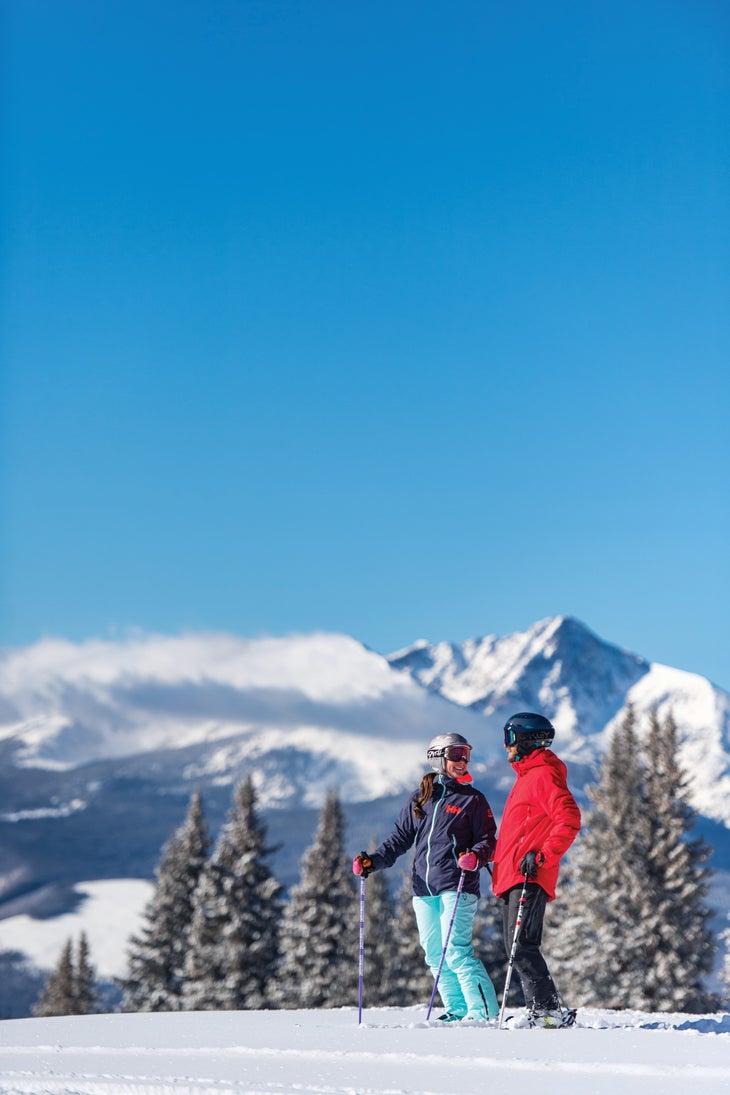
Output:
top-left (445, 804), bottom-right (462, 815)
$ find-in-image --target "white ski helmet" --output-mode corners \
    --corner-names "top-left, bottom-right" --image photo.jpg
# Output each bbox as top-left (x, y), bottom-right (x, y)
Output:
top-left (426, 732), bottom-right (473, 774)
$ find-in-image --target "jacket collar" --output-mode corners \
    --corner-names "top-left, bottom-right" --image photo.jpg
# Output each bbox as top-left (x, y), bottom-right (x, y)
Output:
top-left (437, 773), bottom-right (466, 791)
top-left (512, 747), bottom-right (552, 775)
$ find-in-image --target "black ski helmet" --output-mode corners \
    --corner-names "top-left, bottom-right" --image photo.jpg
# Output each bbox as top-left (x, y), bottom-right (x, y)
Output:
top-left (503, 712), bottom-right (555, 756)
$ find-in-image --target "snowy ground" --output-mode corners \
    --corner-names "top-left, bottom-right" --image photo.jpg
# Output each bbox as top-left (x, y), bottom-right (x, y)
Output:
top-left (0, 1006), bottom-right (729, 1095)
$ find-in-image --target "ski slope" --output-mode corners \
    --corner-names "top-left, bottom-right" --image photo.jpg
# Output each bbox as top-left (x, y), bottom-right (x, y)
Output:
top-left (0, 1006), bottom-right (729, 1095)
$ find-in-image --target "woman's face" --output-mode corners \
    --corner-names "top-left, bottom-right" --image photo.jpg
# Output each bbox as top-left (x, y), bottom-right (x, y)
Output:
top-left (444, 747), bottom-right (470, 781)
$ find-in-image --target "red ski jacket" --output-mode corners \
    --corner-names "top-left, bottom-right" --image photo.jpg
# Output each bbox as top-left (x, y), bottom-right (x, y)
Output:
top-left (491, 748), bottom-right (581, 902)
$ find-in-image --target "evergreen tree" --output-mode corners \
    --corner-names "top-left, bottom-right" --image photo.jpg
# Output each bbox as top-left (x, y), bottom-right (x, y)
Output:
top-left (183, 776), bottom-right (283, 1010)
top-left (75, 932), bottom-right (98, 1014)
top-left (33, 939), bottom-right (76, 1017)
top-left (552, 707), bottom-right (719, 1011)
top-left (361, 840), bottom-right (400, 1007)
top-left (271, 791), bottom-right (357, 1009)
top-left (720, 923), bottom-right (730, 1007)
top-left (121, 789), bottom-right (211, 1011)
top-left (551, 706), bottom-right (654, 1006)
top-left (640, 710), bottom-right (717, 1011)
top-left (387, 870), bottom-right (433, 1006)
top-left (33, 935), bottom-right (99, 1017)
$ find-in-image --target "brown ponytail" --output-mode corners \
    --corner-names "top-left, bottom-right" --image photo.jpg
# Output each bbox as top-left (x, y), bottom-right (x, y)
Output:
top-left (412, 772), bottom-right (437, 819)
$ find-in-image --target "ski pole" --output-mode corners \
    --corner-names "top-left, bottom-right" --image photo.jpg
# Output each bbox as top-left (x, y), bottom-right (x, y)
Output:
top-left (552, 979), bottom-right (577, 1026)
top-left (357, 875), bottom-right (366, 1024)
top-left (498, 875), bottom-right (528, 1030)
top-left (426, 869), bottom-right (466, 1021)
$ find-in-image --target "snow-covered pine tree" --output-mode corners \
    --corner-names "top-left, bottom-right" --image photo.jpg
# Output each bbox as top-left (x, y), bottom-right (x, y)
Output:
top-left (33, 938), bottom-right (76, 1017)
top-left (386, 870), bottom-right (433, 1006)
top-left (183, 776), bottom-right (283, 1010)
top-left (271, 791), bottom-right (357, 1009)
top-left (75, 932), bottom-right (98, 1014)
top-left (121, 789), bottom-right (211, 1011)
top-left (542, 847), bottom-right (574, 959)
top-left (552, 707), bottom-right (719, 1011)
top-left (550, 706), bottom-right (653, 1007)
top-left (33, 934), bottom-right (98, 1017)
top-left (360, 839), bottom-right (401, 1007)
top-left (721, 923), bottom-right (730, 1007)
top-left (640, 709), bottom-right (717, 1011)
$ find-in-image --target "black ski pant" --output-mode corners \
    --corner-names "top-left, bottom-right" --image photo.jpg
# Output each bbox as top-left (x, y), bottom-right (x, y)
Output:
top-left (500, 882), bottom-right (557, 1009)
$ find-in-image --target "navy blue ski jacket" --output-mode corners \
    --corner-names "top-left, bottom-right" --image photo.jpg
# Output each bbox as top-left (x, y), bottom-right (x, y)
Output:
top-left (370, 775), bottom-right (497, 898)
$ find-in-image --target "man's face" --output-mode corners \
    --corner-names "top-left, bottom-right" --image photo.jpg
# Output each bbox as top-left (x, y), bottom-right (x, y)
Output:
top-left (505, 742), bottom-right (520, 763)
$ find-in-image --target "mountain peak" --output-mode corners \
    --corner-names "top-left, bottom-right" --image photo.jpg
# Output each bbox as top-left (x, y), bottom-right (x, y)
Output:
top-left (387, 616), bottom-right (653, 741)
top-left (528, 614), bottom-right (596, 644)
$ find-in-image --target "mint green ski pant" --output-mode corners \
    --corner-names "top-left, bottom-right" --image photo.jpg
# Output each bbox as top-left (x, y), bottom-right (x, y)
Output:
top-left (413, 891), bottom-right (498, 1018)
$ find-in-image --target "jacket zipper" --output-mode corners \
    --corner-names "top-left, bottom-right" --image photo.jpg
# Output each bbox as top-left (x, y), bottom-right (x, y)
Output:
top-left (425, 777), bottom-right (444, 896)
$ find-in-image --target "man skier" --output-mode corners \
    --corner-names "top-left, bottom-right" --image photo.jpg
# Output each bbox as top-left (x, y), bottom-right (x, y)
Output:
top-left (491, 712), bottom-right (581, 1028)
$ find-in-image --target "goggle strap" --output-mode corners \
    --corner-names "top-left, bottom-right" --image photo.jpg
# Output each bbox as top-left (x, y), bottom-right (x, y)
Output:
top-left (427, 746), bottom-right (470, 759)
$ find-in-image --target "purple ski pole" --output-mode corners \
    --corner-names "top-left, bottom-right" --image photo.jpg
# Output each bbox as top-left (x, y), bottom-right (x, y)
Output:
top-left (357, 875), bottom-right (366, 1024)
top-left (426, 870), bottom-right (466, 1021)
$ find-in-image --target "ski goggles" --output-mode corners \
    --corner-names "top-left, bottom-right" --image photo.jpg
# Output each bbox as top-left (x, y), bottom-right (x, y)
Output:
top-left (444, 745), bottom-right (471, 762)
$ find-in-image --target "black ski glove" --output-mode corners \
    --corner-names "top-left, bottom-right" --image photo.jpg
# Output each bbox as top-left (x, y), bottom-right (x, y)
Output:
top-left (352, 852), bottom-right (374, 878)
top-left (519, 850), bottom-right (544, 878)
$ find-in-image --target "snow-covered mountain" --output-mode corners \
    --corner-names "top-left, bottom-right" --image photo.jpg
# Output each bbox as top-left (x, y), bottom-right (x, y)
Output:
top-left (0, 629), bottom-right (486, 806)
top-left (0, 615), bottom-right (729, 986)
top-left (2, 616), bottom-right (727, 818)
top-left (388, 616), bottom-right (730, 825)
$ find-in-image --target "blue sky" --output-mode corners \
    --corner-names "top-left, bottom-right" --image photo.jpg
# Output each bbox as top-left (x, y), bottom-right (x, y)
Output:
top-left (2, 1), bottom-right (728, 688)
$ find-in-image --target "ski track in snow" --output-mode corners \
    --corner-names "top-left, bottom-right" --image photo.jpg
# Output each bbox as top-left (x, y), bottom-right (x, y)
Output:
top-left (1, 1008), bottom-right (730, 1095)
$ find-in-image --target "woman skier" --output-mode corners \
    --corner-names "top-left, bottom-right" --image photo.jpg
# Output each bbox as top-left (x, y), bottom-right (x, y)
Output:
top-left (353, 732), bottom-right (499, 1022)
